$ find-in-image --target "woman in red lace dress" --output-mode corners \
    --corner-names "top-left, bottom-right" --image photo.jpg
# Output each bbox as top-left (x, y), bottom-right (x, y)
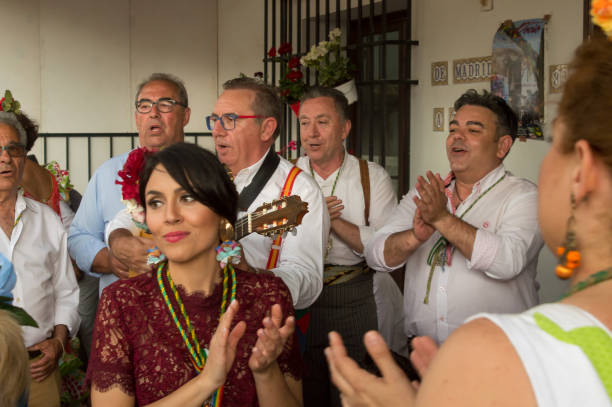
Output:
top-left (87, 142), bottom-right (302, 406)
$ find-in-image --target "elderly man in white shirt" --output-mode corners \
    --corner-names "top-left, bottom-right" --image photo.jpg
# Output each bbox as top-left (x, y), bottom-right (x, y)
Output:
top-left (0, 109), bottom-right (79, 407)
top-left (296, 87), bottom-right (407, 407)
top-left (365, 89), bottom-right (544, 345)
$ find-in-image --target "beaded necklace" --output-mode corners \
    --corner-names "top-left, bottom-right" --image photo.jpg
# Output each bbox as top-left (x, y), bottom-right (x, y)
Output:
top-left (310, 152), bottom-right (346, 260)
top-left (156, 261), bottom-right (237, 407)
top-left (562, 268), bottom-right (612, 298)
top-left (309, 152), bottom-right (345, 196)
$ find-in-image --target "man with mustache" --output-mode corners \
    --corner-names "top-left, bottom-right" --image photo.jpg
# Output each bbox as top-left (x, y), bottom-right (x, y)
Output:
top-left (365, 89), bottom-right (544, 346)
top-left (68, 73), bottom-right (190, 297)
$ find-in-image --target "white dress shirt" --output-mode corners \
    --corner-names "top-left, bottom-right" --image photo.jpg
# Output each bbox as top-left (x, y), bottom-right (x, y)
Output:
top-left (236, 150), bottom-right (329, 309)
top-left (106, 150), bottom-right (329, 309)
top-left (297, 152), bottom-right (408, 355)
top-left (365, 164), bottom-right (544, 344)
top-left (296, 153), bottom-right (397, 263)
top-left (3, 192), bottom-right (80, 347)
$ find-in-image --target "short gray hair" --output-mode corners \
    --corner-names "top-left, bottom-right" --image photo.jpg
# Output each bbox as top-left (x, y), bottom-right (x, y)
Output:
top-left (223, 77), bottom-right (282, 139)
top-left (135, 73), bottom-right (189, 106)
top-left (0, 112), bottom-right (28, 146)
top-left (300, 87), bottom-right (349, 122)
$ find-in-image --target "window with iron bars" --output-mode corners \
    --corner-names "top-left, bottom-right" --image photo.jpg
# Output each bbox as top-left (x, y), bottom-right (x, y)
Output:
top-left (263, 0), bottom-right (418, 195)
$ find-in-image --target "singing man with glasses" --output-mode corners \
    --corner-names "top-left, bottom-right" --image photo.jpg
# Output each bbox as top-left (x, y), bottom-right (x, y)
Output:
top-left (208, 77), bottom-right (329, 313)
top-left (0, 105), bottom-right (79, 407)
top-left (68, 73), bottom-right (191, 296)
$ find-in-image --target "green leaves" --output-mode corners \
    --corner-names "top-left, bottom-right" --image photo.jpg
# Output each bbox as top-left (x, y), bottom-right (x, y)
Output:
top-left (300, 29), bottom-right (353, 88)
top-left (0, 296), bottom-right (39, 327)
top-left (0, 90), bottom-right (22, 113)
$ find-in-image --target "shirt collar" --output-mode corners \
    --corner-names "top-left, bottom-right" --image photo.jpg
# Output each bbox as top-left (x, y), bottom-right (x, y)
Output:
top-left (233, 147), bottom-right (272, 188)
top-left (444, 164), bottom-right (506, 196)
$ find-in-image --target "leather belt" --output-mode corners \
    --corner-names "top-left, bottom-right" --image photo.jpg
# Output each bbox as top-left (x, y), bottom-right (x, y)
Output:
top-left (323, 262), bottom-right (370, 286)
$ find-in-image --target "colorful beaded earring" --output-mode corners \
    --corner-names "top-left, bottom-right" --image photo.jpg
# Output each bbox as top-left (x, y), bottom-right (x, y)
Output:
top-left (555, 194), bottom-right (580, 279)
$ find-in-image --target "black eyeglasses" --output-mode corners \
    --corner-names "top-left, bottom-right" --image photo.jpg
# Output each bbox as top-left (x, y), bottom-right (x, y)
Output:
top-left (0, 143), bottom-right (26, 158)
top-left (135, 98), bottom-right (187, 114)
top-left (206, 113), bottom-right (265, 131)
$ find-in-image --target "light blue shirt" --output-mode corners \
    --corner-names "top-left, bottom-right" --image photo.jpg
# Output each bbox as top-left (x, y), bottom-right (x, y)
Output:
top-left (0, 252), bottom-right (16, 301)
top-left (68, 150), bottom-right (130, 294)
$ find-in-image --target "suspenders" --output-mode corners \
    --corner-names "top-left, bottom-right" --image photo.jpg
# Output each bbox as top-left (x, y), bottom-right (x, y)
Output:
top-left (265, 166), bottom-right (303, 269)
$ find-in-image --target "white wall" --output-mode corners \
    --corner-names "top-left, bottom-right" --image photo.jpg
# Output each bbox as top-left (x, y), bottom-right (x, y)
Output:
top-left (1, 0), bottom-right (218, 191)
top-left (411, 0), bottom-right (582, 302)
top-left (218, 0), bottom-right (266, 88)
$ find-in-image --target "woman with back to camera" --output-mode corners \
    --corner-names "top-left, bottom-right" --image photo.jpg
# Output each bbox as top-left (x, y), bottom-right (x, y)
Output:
top-left (87, 142), bottom-right (302, 406)
top-left (325, 36), bottom-right (612, 406)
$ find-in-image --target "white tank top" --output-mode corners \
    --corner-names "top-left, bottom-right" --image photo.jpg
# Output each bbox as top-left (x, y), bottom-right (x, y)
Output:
top-left (469, 303), bottom-right (611, 406)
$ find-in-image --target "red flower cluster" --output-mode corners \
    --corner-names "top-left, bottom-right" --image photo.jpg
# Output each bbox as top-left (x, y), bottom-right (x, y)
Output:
top-left (288, 56), bottom-right (300, 69)
top-left (278, 42), bottom-right (292, 55)
top-left (0, 97), bottom-right (4, 111)
top-left (286, 70), bottom-right (303, 82)
top-left (116, 147), bottom-right (152, 203)
top-left (268, 42), bottom-right (292, 58)
top-left (267, 42), bottom-right (307, 105)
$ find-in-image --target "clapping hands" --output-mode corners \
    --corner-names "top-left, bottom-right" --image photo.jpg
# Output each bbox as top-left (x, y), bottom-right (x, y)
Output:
top-left (249, 304), bottom-right (296, 374)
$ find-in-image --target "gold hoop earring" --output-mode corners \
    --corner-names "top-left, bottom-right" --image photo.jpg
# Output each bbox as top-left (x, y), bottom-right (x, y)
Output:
top-left (219, 217), bottom-right (235, 242)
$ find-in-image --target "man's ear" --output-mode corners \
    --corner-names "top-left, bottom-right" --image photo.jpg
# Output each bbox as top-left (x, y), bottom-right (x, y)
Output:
top-left (571, 139), bottom-right (597, 202)
top-left (496, 135), bottom-right (513, 159)
top-left (259, 117), bottom-right (278, 143)
top-left (182, 107), bottom-right (191, 127)
top-left (341, 119), bottom-right (352, 141)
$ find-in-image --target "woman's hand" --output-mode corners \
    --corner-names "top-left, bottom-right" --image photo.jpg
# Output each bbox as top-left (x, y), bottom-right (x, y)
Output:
top-left (248, 304), bottom-right (295, 374)
top-left (410, 336), bottom-right (439, 380)
top-left (325, 331), bottom-right (415, 407)
top-left (200, 300), bottom-right (246, 389)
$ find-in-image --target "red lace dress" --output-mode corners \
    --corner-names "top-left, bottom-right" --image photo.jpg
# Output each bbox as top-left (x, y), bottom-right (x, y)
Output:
top-left (86, 269), bottom-right (302, 406)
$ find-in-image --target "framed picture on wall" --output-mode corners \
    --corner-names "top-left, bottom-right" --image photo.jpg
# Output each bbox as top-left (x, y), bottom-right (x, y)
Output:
top-left (584, 0), bottom-right (606, 40)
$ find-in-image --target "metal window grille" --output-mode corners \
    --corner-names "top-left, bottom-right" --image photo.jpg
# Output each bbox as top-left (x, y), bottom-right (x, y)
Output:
top-left (34, 132), bottom-right (211, 192)
top-left (263, 0), bottom-right (418, 195)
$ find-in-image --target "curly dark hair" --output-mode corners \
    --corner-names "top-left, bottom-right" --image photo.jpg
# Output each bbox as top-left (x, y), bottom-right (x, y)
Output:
top-left (15, 111), bottom-right (39, 151)
top-left (559, 37), bottom-right (612, 170)
top-left (454, 89), bottom-right (518, 142)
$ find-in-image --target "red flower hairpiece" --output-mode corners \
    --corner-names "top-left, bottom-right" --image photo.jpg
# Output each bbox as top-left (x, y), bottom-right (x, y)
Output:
top-left (116, 147), bottom-right (153, 228)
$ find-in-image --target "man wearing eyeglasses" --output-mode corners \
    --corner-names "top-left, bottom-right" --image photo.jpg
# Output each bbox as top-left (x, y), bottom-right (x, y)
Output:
top-left (208, 77), bottom-right (329, 311)
top-left (0, 111), bottom-right (79, 407)
top-left (68, 73), bottom-right (190, 297)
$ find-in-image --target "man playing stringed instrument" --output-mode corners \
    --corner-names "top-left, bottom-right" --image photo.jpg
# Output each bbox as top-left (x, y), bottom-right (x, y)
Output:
top-left (365, 89), bottom-right (544, 346)
top-left (209, 77), bottom-right (329, 311)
